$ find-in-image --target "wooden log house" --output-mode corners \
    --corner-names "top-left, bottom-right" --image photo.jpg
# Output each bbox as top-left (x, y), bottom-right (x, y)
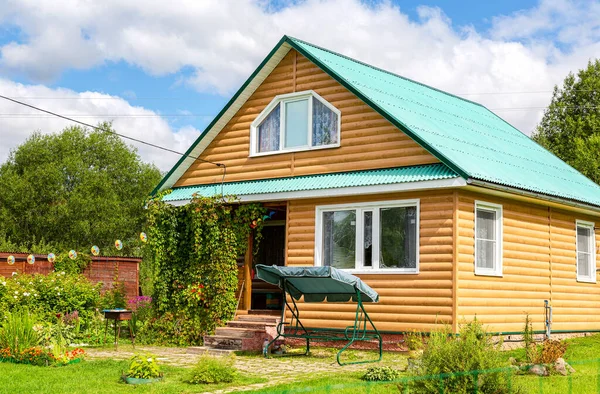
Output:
top-left (153, 36), bottom-right (600, 335)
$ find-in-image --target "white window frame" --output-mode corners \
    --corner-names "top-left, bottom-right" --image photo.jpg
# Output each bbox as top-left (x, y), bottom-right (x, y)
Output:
top-left (474, 201), bottom-right (503, 277)
top-left (576, 220), bottom-right (596, 283)
top-left (249, 90), bottom-right (341, 157)
top-left (314, 199), bottom-right (420, 274)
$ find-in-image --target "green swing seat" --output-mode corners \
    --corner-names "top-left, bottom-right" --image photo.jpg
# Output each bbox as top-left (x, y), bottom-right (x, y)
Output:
top-left (255, 264), bottom-right (382, 366)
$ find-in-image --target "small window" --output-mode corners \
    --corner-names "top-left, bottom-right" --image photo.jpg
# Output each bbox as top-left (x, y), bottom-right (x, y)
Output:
top-left (250, 90), bottom-right (340, 156)
top-left (576, 220), bottom-right (596, 283)
top-left (316, 200), bottom-right (419, 273)
top-left (474, 201), bottom-right (502, 276)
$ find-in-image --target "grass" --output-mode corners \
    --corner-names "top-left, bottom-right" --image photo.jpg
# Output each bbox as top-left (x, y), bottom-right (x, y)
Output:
top-left (0, 359), bottom-right (266, 394)
top-left (4, 335), bottom-right (600, 393)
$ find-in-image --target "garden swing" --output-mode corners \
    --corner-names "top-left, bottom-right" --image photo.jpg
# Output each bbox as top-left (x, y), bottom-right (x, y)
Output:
top-left (255, 264), bottom-right (382, 366)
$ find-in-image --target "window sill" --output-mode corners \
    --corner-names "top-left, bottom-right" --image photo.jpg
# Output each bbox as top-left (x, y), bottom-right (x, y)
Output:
top-left (474, 271), bottom-right (503, 278)
top-left (576, 277), bottom-right (597, 284)
top-left (328, 269), bottom-right (419, 275)
top-left (249, 143), bottom-right (340, 158)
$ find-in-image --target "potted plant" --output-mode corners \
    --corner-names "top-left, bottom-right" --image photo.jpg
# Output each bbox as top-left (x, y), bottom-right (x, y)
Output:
top-left (402, 331), bottom-right (424, 370)
top-left (122, 354), bottom-right (163, 384)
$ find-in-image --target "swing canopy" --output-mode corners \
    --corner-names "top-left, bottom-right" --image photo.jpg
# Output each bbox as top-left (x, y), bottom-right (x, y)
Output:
top-left (255, 265), bottom-right (379, 303)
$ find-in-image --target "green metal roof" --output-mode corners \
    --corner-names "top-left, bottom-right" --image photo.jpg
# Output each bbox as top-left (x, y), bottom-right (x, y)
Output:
top-left (156, 36), bottom-right (600, 209)
top-left (288, 37), bottom-right (600, 208)
top-left (163, 164), bottom-right (458, 202)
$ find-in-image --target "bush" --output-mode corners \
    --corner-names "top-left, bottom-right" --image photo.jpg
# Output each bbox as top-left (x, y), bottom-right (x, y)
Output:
top-left (0, 272), bottom-right (102, 326)
top-left (188, 354), bottom-right (237, 384)
top-left (361, 366), bottom-right (401, 381)
top-left (136, 312), bottom-right (204, 346)
top-left (127, 354), bottom-right (161, 379)
top-left (532, 340), bottom-right (568, 365)
top-left (410, 320), bottom-right (510, 394)
top-left (404, 330), bottom-right (424, 351)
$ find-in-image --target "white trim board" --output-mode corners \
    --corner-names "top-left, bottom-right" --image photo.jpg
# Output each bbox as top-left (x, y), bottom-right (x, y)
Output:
top-left (165, 177), bottom-right (466, 206)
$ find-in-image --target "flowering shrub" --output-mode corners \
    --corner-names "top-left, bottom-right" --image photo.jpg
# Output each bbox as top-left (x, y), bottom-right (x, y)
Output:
top-left (0, 272), bottom-right (102, 325)
top-left (128, 296), bottom-right (152, 321)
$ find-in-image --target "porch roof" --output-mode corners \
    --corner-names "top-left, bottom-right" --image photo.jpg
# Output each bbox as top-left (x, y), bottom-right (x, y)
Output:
top-left (162, 163), bottom-right (460, 203)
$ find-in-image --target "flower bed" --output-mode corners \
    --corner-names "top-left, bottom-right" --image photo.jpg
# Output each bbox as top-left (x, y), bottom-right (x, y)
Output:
top-left (0, 346), bottom-right (85, 366)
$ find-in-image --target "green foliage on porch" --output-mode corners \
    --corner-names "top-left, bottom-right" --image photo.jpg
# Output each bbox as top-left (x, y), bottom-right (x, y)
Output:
top-left (144, 193), bottom-right (265, 345)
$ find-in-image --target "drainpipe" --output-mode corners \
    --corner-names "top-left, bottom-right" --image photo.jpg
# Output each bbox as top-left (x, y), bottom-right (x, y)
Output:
top-left (544, 300), bottom-right (552, 340)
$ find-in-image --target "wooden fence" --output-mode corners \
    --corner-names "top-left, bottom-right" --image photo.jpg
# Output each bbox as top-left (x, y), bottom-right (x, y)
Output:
top-left (0, 252), bottom-right (140, 300)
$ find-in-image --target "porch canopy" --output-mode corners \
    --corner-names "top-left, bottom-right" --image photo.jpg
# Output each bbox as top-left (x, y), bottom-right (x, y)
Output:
top-left (255, 265), bottom-right (379, 303)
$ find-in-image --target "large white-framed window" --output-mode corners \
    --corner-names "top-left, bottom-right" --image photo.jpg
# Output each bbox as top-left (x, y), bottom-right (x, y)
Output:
top-left (314, 199), bottom-right (419, 274)
top-left (474, 201), bottom-right (503, 277)
top-left (250, 90), bottom-right (341, 157)
top-left (576, 220), bottom-right (596, 283)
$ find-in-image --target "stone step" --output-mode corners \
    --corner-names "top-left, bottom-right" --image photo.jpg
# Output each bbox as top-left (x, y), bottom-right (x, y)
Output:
top-left (237, 315), bottom-right (280, 324)
top-left (187, 346), bottom-right (235, 356)
top-left (248, 309), bottom-right (281, 316)
top-left (227, 320), bottom-right (277, 330)
top-left (215, 327), bottom-right (259, 338)
top-left (203, 335), bottom-right (243, 350)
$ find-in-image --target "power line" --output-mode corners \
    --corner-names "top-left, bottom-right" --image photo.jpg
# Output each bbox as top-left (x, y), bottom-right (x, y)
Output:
top-left (0, 94), bottom-right (225, 170)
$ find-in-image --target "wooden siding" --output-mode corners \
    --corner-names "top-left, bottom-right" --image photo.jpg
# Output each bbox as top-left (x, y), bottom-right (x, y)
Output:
top-left (456, 190), bottom-right (600, 333)
top-left (286, 190), bottom-right (455, 333)
top-left (174, 50), bottom-right (438, 187)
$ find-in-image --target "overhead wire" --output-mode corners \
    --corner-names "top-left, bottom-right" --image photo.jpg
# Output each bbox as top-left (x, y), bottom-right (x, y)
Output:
top-left (0, 94), bottom-right (226, 178)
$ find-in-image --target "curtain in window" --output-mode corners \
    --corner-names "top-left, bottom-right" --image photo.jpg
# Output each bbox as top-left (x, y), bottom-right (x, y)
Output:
top-left (476, 209), bottom-right (496, 269)
top-left (577, 226), bottom-right (592, 278)
top-left (323, 210), bottom-right (356, 269)
top-left (312, 97), bottom-right (338, 146)
top-left (258, 105), bottom-right (280, 152)
top-left (379, 206), bottom-right (417, 269)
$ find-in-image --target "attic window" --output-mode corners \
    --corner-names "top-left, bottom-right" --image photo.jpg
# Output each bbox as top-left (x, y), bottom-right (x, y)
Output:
top-left (250, 90), bottom-right (341, 156)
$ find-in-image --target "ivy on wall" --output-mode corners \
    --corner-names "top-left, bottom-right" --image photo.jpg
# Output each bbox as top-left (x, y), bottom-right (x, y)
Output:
top-left (145, 193), bottom-right (265, 344)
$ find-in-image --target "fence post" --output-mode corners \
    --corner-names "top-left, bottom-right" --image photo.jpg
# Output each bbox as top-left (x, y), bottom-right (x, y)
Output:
top-left (538, 373), bottom-right (543, 394)
top-left (473, 371), bottom-right (479, 394)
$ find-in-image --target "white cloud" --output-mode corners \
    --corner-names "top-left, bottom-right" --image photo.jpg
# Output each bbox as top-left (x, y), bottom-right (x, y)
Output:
top-left (0, 0), bottom-right (599, 169)
top-left (0, 79), bottom-right (200, 171)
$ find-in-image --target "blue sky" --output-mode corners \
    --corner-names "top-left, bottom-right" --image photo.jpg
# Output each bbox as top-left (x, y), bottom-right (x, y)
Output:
top-left (0, 0), bottom-right (598, 170)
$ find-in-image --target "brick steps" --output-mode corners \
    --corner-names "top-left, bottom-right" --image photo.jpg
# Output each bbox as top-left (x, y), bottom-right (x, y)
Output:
top-left (201, 311), bottom-right (280, 351)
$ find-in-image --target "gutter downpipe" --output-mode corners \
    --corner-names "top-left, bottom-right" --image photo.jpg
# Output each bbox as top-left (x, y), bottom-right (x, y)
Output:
top-left (466, 179), bottom-right (600, 214)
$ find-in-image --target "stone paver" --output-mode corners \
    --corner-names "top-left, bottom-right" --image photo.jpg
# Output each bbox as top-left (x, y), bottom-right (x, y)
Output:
top-left (87, 345), bottom-right (399, 393)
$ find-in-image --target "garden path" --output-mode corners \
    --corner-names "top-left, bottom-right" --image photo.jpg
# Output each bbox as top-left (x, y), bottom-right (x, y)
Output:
top-left (87, 345), bottom-right (393, 393)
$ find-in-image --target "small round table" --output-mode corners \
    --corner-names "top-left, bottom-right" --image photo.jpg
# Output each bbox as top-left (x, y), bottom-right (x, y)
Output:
top-left (103, 309), bottom-right (135, 350)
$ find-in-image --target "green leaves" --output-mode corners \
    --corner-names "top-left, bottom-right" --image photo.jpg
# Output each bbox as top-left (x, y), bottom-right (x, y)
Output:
top-left (0, 123), bottom-right (161, 252)
top-left (533, 60), bottom-right (600, 184)
top-left (145, 194), bottom-right (265, 344)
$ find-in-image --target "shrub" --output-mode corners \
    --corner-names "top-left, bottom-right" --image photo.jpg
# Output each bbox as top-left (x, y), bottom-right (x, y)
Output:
top-left (0, 272), bottom-right (102, 326)
top-left (410, 320), bottom-right (510, 394)
top-left (404, 330), bottom-right (424, 351)
top-left (136, 312), bottom-right (203, 346)
top-left (187, 354), bottom-right (237, 384)
top-left (361, 366), bottom-right (401, 381)
top-left (532, 340), bottom-right (568, 365)
top-left (127, 354), bottom-right (161, 379)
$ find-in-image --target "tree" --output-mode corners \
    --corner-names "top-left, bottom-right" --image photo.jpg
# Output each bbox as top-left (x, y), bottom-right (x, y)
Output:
top-left (0, 123), bottom-right (162, 253)
top-left (532, 59), bottom-right (600, 183)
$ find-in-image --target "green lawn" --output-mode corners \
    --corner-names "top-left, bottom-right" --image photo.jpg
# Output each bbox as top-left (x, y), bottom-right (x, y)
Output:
top-left (0, 359), bottom-right (265, 394)
top-left (2, 335), bottom-right (600, 393)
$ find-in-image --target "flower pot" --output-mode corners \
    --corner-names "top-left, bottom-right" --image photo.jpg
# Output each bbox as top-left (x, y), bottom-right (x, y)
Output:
top-left (122, 375), bottom-right (163, 385)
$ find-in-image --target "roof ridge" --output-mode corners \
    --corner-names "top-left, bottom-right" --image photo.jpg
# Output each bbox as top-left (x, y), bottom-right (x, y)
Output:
top-left (285, 35), bottom-right (486, 109)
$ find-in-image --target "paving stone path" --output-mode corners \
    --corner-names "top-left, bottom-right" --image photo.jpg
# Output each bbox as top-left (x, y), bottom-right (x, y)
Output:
top-left (87, 345), bottom-right (393, 393)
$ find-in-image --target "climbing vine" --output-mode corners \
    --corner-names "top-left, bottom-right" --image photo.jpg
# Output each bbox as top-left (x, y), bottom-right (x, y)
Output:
top-left (145, 193), bottom-right (265, 344)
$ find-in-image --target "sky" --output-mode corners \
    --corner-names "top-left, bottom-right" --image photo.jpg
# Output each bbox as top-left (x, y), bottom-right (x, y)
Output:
top-left (0, 0), bottom-right (599, 172)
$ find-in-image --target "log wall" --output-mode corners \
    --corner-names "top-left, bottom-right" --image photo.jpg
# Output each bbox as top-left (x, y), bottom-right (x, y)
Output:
top-left (174, 50), bottom-right (438, 187)
top-left (286, 190), bottom-right (455, 333)
top-left (456, 191), bottom-right (600, 333)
